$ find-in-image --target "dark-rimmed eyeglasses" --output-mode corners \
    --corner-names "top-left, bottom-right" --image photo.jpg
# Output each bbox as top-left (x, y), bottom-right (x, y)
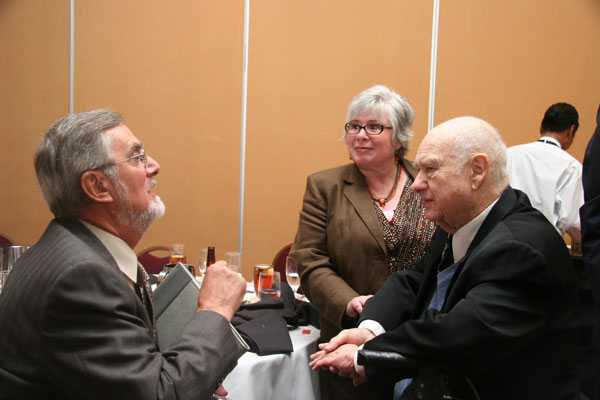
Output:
top-left (344, 122), bottom-right (392, 136)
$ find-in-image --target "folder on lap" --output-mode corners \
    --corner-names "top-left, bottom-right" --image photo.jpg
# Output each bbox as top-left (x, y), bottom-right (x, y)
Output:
top-left (153, 263), bottom-right (200, 350)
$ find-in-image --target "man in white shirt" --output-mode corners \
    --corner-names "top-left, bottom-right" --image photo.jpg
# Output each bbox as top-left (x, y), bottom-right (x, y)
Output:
top-left (507, 102), bottom-right (583, 251)
top-left (309, 117), bottom-right (580, 400)
top-left (0, 109), bottom-right (247, 399)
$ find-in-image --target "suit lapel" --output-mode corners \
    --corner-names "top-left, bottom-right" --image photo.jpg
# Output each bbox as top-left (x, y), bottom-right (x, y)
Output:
top-left (59, 218), bottom-right (156, 332)
top-left (342, 165), bottom-right (388, 255)
top-left (464, 187), bottom-right (517, 256)
top-left (59, 218), bottom-right (122, 273)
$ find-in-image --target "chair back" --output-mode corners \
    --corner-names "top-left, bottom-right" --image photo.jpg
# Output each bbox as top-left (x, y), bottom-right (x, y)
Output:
top-left (137, 245), bottom-right (171, 274)
top-left (271, 243), bottom-right (292, 276)
top-left (0, 234), bottom-right (13, 247)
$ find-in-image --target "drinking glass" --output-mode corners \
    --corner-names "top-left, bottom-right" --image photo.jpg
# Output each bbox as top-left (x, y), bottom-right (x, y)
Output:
top-left (197, 247), bottom-right (208, 279)
top-left (0, 247), bottom-right (5, 293)
top-left (224, 251), bottom-right (241, 274)
top-left (0, 246), bottom-right (28, 294)
top-left (169, 243), bottom-right (186, 264)
top-left (257, 270), bottom-right (281, 300)
top-left (253, 264), bottom-right (273, 294)
top-left (285, 255), bottom-right (301, 297)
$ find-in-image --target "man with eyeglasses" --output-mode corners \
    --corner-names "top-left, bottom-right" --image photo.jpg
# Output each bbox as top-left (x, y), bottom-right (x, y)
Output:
top-left (0, 109), bottom-right (247, 399)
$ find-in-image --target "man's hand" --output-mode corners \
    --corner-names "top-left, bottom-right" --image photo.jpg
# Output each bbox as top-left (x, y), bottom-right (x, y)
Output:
top-left (345, 295), bottom-right (373, 318)
top-left (309, 327), bottom-right (375, 373)
top-left (309, 343), bottom-right (366, 385)
top-left (197, 261), bottom-right (246, 321)
top-left (214, 385), bottom-right (228, 398)
top-left (320, 328), bottom-right (375, 353)
top-left (567, 227), bottom-right (582, 255)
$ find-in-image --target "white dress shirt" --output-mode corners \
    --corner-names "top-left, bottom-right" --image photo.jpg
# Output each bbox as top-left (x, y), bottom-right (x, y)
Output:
top-left (506, 136), bottom-right (583, 234)
top-left (80, 220), bottom-right (139, 284)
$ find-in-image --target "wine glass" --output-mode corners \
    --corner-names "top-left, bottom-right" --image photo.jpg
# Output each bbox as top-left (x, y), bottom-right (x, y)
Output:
top-left (0, 246), bottom-right (28, 294)
top-left (196, 247), bottom-right (208, 282)
top-left (0, 247), bottom-right (6, 293)
top-left (285, 255), bottom-right (301, 298)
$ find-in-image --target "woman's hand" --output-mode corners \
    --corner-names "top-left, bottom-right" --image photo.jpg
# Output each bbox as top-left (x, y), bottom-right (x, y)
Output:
top-left (345, 295), bottom-right (373, 318)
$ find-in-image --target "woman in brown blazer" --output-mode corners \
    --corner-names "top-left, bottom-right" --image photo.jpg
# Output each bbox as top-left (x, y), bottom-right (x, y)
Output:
top-left (291, 85), bottom-right (435, 400)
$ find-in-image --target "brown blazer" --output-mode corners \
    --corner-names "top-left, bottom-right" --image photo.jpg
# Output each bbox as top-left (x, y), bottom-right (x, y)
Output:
top-left (291, 161), bottom-right (422, 340)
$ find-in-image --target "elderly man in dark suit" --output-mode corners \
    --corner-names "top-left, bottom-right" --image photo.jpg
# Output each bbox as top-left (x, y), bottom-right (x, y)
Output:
top-left (310, 116), bottom-right (581, 400)
top-left (0, 110), bottom-right (247, 399)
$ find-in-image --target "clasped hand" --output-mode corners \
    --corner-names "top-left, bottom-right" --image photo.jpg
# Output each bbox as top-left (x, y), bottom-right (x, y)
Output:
top-left (308, 328), bottom-right (375, 386)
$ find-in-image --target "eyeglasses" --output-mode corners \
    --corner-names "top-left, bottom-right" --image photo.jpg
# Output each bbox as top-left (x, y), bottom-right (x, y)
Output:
top-left (94, 152), bottom-right (148, 171)
top-left (119, 152), bottom-right (148, 168)
top-left (344, 122), bottom-right (392, 136)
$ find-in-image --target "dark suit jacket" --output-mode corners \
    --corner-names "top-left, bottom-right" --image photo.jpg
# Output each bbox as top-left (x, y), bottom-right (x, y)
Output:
top-left (0, 218), bottom-right (245, 400)
top-left (581, 105), bottom-right (600, 305)
top-left (361, 187), bottom-right (581, 400)
top-left (291, 161), bottom-right (424, 341)
top-left (579, 105), bottom-right (600, 400)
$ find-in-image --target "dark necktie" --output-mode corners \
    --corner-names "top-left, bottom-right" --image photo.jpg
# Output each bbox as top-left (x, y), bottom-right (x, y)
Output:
top-left (135, 264), bottom-right (155, 327)
top-left (437, 236), bottom-right (454, 271)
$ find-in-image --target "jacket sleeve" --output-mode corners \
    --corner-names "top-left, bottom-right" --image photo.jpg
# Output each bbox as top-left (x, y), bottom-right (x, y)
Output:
top-left (42, 261), bottom-right (245, 400)
top-left (359, 268), bottom-right (424, 331)
top-left (292, 175), bottom-right (360, 329)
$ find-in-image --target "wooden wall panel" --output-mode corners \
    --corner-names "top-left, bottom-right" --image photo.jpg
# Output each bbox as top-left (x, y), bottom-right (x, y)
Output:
top-left (435, 0), bottom-right (600, 160)
top-left (243, 1), bottom-right (434, 272)
top-left (75, 0), bottom-right (244, 266)
top-left (0, 0), bottom-right (68, 244)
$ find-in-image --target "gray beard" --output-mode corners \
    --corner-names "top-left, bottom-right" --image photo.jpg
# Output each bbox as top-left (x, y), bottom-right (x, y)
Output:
top-left (113, 180), bottom-right (166, 234)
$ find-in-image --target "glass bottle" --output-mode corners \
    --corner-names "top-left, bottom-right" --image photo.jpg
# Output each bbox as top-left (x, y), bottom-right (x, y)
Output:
top-left (206, 246), bottom-right (216, 268)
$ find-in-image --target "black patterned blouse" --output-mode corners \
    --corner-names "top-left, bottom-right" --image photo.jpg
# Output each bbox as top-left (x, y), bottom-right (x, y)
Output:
top-left (373, 177), bottom-right (436, 273)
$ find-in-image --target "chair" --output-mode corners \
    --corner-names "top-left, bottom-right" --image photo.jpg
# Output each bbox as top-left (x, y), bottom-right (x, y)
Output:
top-left (271, 243), bottom-right (292, 276)
top-left (0, 234), bottom-right (13, 247)
top-left (137, 245), bottom-right (171, 275)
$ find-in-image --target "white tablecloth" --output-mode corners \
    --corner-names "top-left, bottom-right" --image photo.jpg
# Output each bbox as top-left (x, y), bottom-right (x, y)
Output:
top-left (223, 325), bottom-right (321, 400)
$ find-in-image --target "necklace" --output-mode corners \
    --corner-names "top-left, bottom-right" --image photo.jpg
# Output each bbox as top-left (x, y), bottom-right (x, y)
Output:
top-left (370, 165), bottom-right (401, 207)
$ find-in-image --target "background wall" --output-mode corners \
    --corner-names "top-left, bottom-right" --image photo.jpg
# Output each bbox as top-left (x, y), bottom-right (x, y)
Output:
top-left (0, 1), bottom-right (68, 243)
top-left (1, 0), bottom-right (599, 278)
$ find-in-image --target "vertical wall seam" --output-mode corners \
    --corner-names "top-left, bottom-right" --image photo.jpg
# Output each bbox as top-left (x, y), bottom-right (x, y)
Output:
top-left (68, 0), bottom-right (75, 113)
top-left (238, 0), bottom-right (250, 263)
top-left (427, 0), bottom-right (441, 132)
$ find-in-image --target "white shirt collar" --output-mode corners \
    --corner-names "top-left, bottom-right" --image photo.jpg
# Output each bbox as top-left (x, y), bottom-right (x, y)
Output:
top-left (538, 136), bottom-right (562, 149)
top-left (80, 220), bottom-right (139, 283)
top-left (451, 198), bottom-right (499, 262)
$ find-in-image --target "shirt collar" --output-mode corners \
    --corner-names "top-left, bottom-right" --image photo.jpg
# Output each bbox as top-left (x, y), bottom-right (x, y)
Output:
top-left (538, 136), bottom-right (562, 149)
top-left (451, 199), bottom-right (498, 262)
top-left (80, 220), bottom-right (139, 283)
